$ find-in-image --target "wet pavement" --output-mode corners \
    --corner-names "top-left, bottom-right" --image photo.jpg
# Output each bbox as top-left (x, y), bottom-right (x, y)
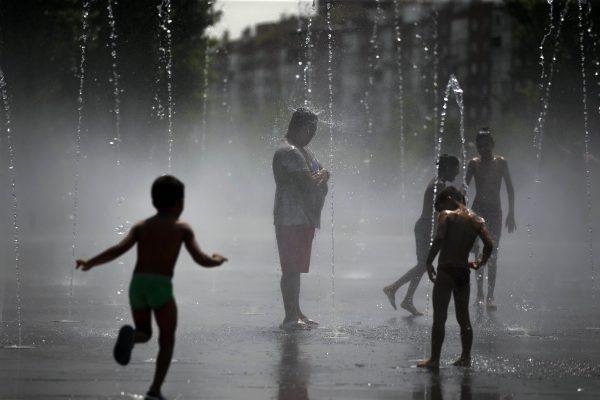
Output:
top-left (1, 232), bottom-right (600, 399)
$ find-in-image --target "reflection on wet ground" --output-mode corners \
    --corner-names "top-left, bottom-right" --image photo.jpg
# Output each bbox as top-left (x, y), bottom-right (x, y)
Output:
top-left (277, 335), bottom-right (309, 400)
top-left (1, 235), bottom-right (599, 398)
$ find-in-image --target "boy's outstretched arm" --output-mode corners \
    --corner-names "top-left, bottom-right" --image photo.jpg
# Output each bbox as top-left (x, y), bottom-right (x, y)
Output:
top-left (503, 159), bottom-right (516, 232)
top-left (76, 225), bottom-right (138, 271)
top-left (182, 224), bottom-right (227, 267)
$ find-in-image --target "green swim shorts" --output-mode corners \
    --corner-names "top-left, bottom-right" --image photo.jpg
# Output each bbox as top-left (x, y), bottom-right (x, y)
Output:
top-left (129, 273), bottom-right (174, 311)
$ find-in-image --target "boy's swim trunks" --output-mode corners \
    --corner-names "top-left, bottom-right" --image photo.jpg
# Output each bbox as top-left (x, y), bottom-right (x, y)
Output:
top-left (129, 273), bottom-right (174, 310)
top-left (437, 263), bottom-right (470, 289)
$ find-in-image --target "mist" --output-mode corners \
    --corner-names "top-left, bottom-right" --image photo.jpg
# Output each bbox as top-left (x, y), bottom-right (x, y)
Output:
top-left (1, 1), bottom-right (599, 399)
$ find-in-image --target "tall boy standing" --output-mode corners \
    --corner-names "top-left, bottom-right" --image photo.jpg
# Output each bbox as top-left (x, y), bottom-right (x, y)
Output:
top-left (466, 128), bottom-right (516, 309)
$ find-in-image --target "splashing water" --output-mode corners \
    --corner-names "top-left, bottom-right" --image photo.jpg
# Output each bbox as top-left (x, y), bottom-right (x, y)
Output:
top-left (533, 0), bottom-right (555, 150)
top-left (532, 1), bottom-right (568, 170)
top-left (293, 8), bottom-right (304, 106)
top-left (433, 75), bottom-right (466, 206)
top-left (106, 0), bottom-right (126, 231)
top-left (324, 0), bottom-right (344, 340)
top-left (220, 46), bottom-right (233, 130)
top-left (0, 67), bottom-right (30, 348)
top-left (413, 9), bottom-right (435, 142)
top-left (585, 0), bottom-right (599, 294)
top-left (429, 75), bottom-right (466, 243)
top-left (107, 0), bottom-right (121, 165)
top-left (163, 0), bottom-right (175, 171)
top-left (392, 0), bottom-right (406, 223)
top-left (431, 8), bottom-right (440, 157)
top-left (65, 0), bottom-right (90, 324)
top-left (301, 1), bottom-right (315, 106)
top-left (152, 8), bottom-right (165, 122)
top-left (577, 0), bottom-right (595, 288)
top-left (156, 0), bottom-right (175, 172)
top-left (200, 41), bottom-right (211, 151)
top-left (586, 0), bottom-right (600, 122)
top-left (219, 43), bottom-right (235, 293)
top-left (526, 1), bottom-right (568, 265)
top-left (106, 0), bottom-right (131, 320)
top-left (114, 221), bottom-right (132, 236)
top-left (362, 0), bottom-right (383, 161)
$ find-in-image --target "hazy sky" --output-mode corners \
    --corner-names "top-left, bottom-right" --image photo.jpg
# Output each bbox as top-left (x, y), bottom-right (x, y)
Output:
top-left (211, 0), bottom-right (315, 39)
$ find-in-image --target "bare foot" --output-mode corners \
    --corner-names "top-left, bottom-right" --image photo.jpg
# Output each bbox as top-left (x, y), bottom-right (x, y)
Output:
top-left (417, 358), bottom-right (439, 369)
top-left (280, 319), bottom-right (310, 331)
top-left (113, 325), bottom-right (135, 366)
top-left (145, 390), bottom-right (167, 400)
top-left (400, 300), bottom-right (423, 316)
top-left (383, 286), bottom-right (397, 310)
top-left (299, 314), bottom-right (319, 327)
top-left (452, 357), bottom-right (471, 367)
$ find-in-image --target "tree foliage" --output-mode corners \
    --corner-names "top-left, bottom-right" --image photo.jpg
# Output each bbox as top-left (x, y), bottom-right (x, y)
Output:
top-left (0, 0), bottom-right (220, 142)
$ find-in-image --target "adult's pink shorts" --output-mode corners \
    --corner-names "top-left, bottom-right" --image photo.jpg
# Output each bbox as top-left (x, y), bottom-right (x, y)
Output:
top-left (275, 224), bottom-right (315, 273)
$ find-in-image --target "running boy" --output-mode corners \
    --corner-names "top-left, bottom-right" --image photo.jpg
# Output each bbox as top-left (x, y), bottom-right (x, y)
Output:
top-left (418, 186), bottom-right (493, 369)
top-left (76, 175), bottom-right (227, 400)
top-left (383, 155), bottom-right (459, 316)
top-left (466, 128), bottom-right (516, 309)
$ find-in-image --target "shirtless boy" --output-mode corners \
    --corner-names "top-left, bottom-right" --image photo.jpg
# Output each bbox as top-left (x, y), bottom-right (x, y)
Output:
top-left (76, 176), bottom-right (227, 400)
top-left (466, 128), bottom-right (516, 309)
top-left (417, 186), bottom-right (493, 369)
top-left (383, 155), bottom-right (459, 316)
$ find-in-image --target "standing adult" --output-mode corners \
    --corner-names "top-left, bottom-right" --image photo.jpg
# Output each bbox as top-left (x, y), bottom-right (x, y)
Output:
top-left (273, 108), bottom-right (329, 330)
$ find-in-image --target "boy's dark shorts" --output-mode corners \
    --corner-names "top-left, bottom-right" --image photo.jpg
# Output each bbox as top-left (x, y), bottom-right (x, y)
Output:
top-left (438, 264), bottom-right (470, 289)
top-left (129, 273), bottom-right (174, 311)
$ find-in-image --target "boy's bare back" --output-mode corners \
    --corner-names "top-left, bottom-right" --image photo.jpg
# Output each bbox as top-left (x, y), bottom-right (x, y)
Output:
top-left (437, 208), bottom-right (492, 267)
top-left (132, 216), bottom-right (194, 277)
top-left (123, 216), bottom-right (224, 277)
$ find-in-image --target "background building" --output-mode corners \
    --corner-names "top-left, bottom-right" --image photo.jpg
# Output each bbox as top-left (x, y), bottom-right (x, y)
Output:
top-left (210, 1), bottom-right (516, 165)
